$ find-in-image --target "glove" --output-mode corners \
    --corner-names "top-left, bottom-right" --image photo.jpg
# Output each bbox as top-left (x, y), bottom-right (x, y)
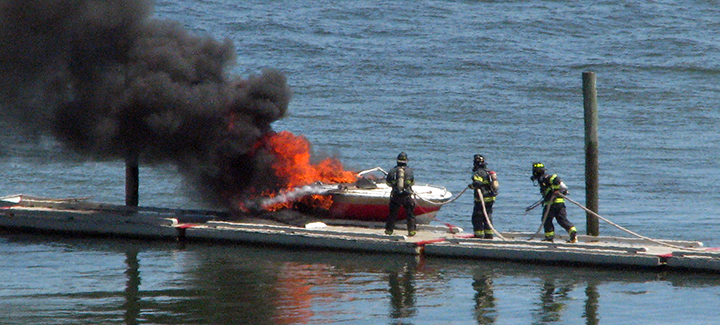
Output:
top-left (468, 183), bottom-right (474, 189)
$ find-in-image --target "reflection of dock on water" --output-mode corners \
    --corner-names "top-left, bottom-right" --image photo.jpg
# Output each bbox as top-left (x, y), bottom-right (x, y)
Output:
top-left (2, 194), bottom-right (720, 274)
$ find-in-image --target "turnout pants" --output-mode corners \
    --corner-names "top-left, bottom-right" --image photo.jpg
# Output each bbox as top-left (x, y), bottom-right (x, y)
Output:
top-left (472, 200), bottom-right (494, 235)
top-left (543, 203), bottom-right (574, 236)
top-left (385, 193), bottom-right (416, 233)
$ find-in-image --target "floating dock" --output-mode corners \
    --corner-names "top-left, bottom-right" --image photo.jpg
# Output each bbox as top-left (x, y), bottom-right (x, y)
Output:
top-left (1, 195), bottom-right (719, 273)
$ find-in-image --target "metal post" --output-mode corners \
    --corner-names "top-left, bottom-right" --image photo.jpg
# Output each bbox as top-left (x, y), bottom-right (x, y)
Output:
top-left (583, 71), bottom-right (599, 236)
top-left (125, 153), bottom-right (139, 207)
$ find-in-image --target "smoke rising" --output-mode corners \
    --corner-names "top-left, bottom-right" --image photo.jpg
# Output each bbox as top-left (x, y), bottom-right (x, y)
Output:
top-left (0, 0), bottom-right (293, 209)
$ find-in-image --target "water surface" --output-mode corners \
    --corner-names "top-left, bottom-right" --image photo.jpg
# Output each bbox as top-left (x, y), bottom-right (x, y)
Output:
top-left (3, 0), bottom-right (720, 324)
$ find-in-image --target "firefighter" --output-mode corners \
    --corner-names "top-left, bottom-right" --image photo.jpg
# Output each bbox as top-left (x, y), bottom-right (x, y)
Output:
top-left (468, 154), bottom-right (499, 239)
top-left (530, 162), bottom-right (577, 243)
top-left (385, 152), bottom-right (417, 236)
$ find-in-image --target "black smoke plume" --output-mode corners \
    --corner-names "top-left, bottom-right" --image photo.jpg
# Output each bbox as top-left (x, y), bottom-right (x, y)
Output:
top-left (0, 0), bottom-right (292, 209)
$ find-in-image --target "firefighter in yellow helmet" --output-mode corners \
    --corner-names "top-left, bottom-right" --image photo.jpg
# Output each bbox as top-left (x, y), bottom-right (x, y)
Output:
top-left (468, 154), bottom-right (499, 239)
top-left (531, 162), bottom-right (577, 243)
top-left (385, 152), bottom-right (417, 236)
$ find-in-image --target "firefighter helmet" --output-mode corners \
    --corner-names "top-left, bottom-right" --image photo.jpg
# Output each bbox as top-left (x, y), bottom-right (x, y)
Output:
top-left (473, 154), bottom-right (486, 169)
top-left (397, 152), bottom-right (408, 164)
top-left (531, 162), bottom-right (546, 180)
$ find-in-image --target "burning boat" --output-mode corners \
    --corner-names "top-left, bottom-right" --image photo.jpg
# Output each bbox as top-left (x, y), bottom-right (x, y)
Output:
top-left (249, 132), bottom-right (453, 224)
top-left (266, 167), bottom-right (453, 225)
top-left (326, 167), bottom-right (452, 224)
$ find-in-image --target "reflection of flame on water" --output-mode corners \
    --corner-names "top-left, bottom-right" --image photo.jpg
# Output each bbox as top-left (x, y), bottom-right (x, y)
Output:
top-left (244, 131), bottom-right (356, 212)
top-left (272, 262), bottom-right (338, 324)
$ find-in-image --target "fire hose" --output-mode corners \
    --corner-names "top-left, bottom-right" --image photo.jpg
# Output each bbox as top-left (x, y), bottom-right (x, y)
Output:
top-left (475, 189), bottom-right (507, 240)
top-left (413, 187), bottom-right (508, 239)
top-left (557, 193), bottom-right (704, 251)
top-left (412, 188), bottom-right (469, 233)
top-left (529, 194), bottom-right (554, 240)
top-left (413, 186), bottom-right (468, 206)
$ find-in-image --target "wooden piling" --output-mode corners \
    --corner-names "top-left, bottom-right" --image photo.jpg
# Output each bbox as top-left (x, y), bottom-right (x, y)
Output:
top-left (125, 153), bottom-right (139, 207)
top-left (583, 72), bottom-right (599, 236)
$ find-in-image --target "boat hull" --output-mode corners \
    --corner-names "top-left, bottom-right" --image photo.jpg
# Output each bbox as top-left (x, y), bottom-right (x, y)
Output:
top-left (328, 201), bottom-right (441, 224)
top-left (326, 183), bottom-right (451, 224)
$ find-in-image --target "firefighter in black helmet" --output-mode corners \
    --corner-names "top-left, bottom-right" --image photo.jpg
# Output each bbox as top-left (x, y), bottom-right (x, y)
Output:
top-left (385, 152), bottom-right (417, 236)
top-left (530, 162), bottom-right (577, 243)
top-left (468, 154), bottom-right (499, 239)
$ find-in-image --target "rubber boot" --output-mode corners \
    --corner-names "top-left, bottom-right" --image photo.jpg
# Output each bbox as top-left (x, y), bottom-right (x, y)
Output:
top-left (484, 233), bottom-right (493, 240)
top-left (567, 230), bottom-right (578, 243)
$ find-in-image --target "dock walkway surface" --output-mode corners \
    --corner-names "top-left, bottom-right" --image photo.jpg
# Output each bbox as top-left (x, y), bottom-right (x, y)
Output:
top-left (1, 194), bottom-right (718, 273)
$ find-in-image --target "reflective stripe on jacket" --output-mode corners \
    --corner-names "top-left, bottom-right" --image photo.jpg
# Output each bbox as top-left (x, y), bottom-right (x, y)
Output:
top-left (472, 169), bottom-right (496, 202)
top-left (540, 174), bottom-right (564, 205)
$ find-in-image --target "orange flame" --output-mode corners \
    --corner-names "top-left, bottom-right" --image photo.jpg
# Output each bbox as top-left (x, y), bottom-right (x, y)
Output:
top-left (262, 131), bottom-right (356, 210)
